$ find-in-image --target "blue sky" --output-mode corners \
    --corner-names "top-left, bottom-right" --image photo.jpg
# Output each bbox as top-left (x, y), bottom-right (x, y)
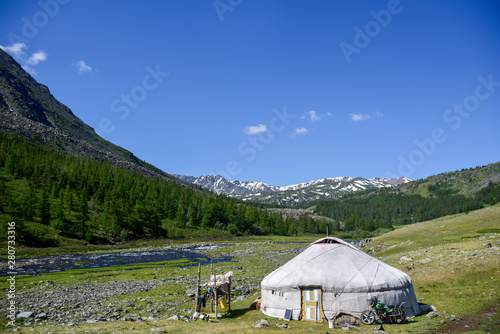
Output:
top-left (1, 0), bottom-right (499, 186)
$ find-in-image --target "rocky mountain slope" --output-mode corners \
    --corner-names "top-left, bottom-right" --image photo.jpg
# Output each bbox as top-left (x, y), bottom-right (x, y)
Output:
top-left (0, 49), bottom-right (180, 183)
top-left (175, 174), bottom-right (412, 205)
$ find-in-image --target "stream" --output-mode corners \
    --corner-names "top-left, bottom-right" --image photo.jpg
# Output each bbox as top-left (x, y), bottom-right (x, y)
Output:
top-left (0, 246), bottom-right (230, 277)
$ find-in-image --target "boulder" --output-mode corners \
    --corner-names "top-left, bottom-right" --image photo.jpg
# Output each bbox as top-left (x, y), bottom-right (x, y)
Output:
top-left (427, 311), bottom-right (440, 318)
top-left (16, 311), bottom-right (33, 319)
top-left (253, 319), bottom-right (271, 328)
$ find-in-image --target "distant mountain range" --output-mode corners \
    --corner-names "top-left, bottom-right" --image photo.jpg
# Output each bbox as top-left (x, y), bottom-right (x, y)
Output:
top-left (2, 46), bottom-right (497, 212)
top-left (174, 174), bottom-right (412, 205)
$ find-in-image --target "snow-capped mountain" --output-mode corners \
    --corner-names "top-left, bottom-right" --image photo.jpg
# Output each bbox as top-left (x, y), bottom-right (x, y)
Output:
top-left (174, 174), bottom-right (412, 205)
top-left (173, 174), bottom-right (278, 195)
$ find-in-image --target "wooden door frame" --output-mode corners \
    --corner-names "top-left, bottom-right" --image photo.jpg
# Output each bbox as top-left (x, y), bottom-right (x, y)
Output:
top-left (301, 287), bottom-right (323, 322)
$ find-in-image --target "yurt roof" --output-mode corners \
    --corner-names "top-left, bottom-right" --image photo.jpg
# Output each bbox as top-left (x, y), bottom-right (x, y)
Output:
top-left (261, 237), bottom-right (412, 293)
top-left (308, 236), bottom-right (358, 249)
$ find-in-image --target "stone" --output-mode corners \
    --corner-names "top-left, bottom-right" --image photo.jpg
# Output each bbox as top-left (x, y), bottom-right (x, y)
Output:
top-left (399, 256), bottom-right (413, 263)
top-left (16, 311), bottom-right (33, 319)
top-left (253, 319), bottom-right (271, 328)
top-left (420, 258), bottom-right (432, 264)
top-left (150, 328), bottom-right (166, 333)
top-left (186, 288), bottom-right (197, 297)
top-left (427, 312), bottom-right (440, 318)
top-left (35, 312), bottom-right (47, 319)
top-left (167, 315), bottom-right (180, 321)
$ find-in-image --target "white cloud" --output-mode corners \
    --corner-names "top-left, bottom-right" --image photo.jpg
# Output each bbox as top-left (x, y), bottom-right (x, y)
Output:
top-left (308, 110), bottom-right (320, 121)
top-left (349, 113), bottom-right (371, 122)
top-left (0, 43), bottom-right (48, 76)
top-left (301, 110), bottom-right (332, 122)
top-left (292, 127), bottom-right (308, 136)
top-left (75, 60), bottom-right (92, 74)
top-left (244, 124), bottom-right (267, 135)
top-left (0, 43), bottom-right (27, 56)
top-left (26, 51), bottom-right (48, 65)
top-left (349, 112), bottom-right (384, 122)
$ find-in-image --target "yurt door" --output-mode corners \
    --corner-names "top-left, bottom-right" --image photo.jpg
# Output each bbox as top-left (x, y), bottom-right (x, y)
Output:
top-left (302, 288), bottom-right (322, 321)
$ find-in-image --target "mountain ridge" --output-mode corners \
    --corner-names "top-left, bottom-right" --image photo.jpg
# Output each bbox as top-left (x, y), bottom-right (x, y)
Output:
top-left (174, 174), bottom-right (412, 205)
top-left (0, 48), bottom-right (183, 185)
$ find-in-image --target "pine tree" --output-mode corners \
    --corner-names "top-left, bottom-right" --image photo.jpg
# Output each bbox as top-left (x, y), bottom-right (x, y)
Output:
top-left (39, 187), bottom-right (50, 225)
top-left (77, 189), bottom-right (90, 230)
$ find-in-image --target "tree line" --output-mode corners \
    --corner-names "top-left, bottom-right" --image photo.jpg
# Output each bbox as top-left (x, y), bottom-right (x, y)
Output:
top-left (2, 133), bottom-right (497, 247)
top-left (0, 134), bottom-right (334, 246)
top-left (312, 181), bottom-right (500, 228)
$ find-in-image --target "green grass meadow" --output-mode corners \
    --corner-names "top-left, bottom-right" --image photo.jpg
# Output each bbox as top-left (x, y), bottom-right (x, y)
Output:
top-left (1, 205), bottom-right (499, 333)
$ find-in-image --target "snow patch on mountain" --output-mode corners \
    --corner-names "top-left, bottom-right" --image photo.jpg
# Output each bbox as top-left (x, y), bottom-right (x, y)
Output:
top-left (175, 174), bottom-right (412, 205)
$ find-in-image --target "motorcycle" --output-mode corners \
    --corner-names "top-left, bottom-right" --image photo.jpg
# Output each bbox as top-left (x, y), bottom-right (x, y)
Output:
top-left (361, 296), bottom-right (406, 325)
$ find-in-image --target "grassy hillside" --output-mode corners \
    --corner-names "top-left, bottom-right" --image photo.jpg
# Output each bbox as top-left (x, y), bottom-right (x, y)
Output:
top-left (312, 163), bottom-right (500, 227)
top-left (366, 204), bottom-right (499, 333)
top-left (1, 205), bottom-right (498, 333)
top-left (402, 161), bottom-right (500, 196)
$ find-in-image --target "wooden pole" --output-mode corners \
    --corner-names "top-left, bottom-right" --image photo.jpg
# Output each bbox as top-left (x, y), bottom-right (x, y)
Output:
top-left (210, 264), bottom-right (214, 312)
top-left (214, 265), bottom-right (218, 320)
top-left (195, 263), bottom-right (201, 312)
top-left (228, 276), bottom-right (231, 312)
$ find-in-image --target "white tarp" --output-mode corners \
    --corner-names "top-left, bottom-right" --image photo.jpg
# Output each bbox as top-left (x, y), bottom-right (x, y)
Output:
top-left (202, 271), bottom-right (233, 287)
top-left (261, 237), bottom-right (420, 320)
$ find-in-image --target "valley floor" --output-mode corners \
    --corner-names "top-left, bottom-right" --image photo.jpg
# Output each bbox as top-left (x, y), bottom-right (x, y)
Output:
top-left (1, 205), bottom-right (499, 333)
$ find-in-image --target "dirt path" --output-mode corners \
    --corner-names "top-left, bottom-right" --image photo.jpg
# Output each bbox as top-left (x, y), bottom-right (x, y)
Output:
top-left (431, 304), bottom-right (499, 333)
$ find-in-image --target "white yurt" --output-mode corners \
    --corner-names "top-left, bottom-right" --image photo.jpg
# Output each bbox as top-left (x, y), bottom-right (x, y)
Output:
top-left (261, 237), bottom-right (420, 321)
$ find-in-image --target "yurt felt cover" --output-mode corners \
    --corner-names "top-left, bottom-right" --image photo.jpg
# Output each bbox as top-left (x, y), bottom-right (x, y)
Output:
top-left (261, 237), bottom-right (420, 320)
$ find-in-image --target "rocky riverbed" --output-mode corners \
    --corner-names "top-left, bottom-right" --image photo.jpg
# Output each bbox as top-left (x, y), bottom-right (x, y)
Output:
top-left (0, 244), bottom-right (230, 277)
top-left (1, 241), bottom-right (308, 329)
